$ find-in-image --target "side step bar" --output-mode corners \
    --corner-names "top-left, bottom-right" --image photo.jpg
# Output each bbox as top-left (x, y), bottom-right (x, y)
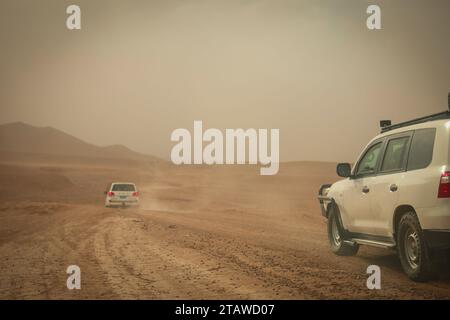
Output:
top-left (344, 238), bottom-right (396, 249)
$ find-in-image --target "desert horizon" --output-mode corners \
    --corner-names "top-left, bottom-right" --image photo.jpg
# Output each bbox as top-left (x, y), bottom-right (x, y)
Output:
top-left (0, 121), bottom-right (344, 165)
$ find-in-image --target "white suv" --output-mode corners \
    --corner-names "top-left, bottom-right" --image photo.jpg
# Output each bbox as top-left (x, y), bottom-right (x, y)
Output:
top-left (319, 104), bottom-right (450, 281)
top-left (105, 182), bottom-right (140, 207)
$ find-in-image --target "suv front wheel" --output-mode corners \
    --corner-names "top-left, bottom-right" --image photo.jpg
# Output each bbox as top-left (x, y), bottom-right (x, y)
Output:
top-left (397, 212), bottom-right (435, 281)
top-left (327, 206), bottom-right (359, 256)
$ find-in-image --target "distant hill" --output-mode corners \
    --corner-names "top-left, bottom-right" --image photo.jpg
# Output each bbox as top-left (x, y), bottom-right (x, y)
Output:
top-left (0, 122), bottom-right (159, 161)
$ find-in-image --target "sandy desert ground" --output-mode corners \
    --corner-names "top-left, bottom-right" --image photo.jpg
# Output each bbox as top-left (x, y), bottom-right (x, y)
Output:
top-left (0, 152), bottom-right (449, 300)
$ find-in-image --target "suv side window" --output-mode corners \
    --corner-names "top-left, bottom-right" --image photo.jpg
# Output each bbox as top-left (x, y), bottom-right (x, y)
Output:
top-left (355, 142), bottom-right (383, 177)
top-left (380, 136), bottom-right (410, 173)
top-left (407, 128), bottom-right (436, 171)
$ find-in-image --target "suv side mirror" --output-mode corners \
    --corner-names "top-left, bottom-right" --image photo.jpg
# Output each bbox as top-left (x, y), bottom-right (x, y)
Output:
top-left (337, 163), bottom-right (352, 178)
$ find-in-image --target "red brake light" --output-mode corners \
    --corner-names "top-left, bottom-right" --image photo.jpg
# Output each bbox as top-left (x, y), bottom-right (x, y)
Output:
top-left (108, 191), bottom-right (115, 197)
top-left (132, 191), bottom-right (139, 197)
top-left (438, 172), bottom-right (450, 198)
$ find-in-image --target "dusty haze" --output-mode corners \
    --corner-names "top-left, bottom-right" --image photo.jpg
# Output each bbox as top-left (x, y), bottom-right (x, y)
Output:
top-left (1, 0), bottom-right (449, 162)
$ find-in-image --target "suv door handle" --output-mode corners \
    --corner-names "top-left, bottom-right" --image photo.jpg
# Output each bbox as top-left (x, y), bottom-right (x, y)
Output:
top-left (390, 184), bottom-right (398, 192)
top-left (362, 186), bottom-right (370, 194)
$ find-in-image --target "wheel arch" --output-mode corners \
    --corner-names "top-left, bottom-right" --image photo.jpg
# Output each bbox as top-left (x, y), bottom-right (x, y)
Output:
top-left (326, 199), bottom-right (351, 240)
top-left (393, 204), bottom-right (418, 236)
top-left (325, 199), bottom-right (336, 219)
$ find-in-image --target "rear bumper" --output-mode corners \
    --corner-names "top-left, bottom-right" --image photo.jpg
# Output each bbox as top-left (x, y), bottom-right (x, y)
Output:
top-left (424, 230), bottom-right (450, 250)
top-left (106, 199), bottom-right (139, 207)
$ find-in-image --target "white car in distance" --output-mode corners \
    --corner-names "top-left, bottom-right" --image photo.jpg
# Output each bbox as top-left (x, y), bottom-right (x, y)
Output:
top-left (105, 182), bottom-right (140, 207)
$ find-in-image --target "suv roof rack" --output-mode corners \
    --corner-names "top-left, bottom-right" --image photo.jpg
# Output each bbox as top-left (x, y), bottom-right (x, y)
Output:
top-left (380, 92), bottom-right (450, 133)
top-left (380, 111), bottom-right (450, 133)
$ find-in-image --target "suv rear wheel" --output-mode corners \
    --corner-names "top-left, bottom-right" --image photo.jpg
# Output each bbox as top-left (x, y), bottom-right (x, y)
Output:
top-left (397, 212), bottom-right (435, 281)
top-left (327, 206), bottom-right (359, 256)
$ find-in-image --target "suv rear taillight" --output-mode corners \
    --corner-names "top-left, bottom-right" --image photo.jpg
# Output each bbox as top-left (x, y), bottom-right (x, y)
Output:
top-left (108, 191), bottom-right (115, 197)
top-left (438, 172), bottom-right (450, 198)
top-left (132, 191), bottom-right (139, 197)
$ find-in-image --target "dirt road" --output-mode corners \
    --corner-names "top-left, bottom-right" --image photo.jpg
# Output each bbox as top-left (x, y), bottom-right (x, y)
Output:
top-left (0, 159), bottom-right (449, 299)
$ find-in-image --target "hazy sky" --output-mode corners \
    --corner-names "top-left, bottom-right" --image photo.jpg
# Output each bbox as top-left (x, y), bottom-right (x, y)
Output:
top-left (1, 0), bottom-right (449, 162)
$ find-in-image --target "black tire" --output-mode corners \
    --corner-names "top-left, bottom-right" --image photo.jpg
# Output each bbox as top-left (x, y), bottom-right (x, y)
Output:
top-left (327, 206), bottom-right (359, 256)
top-left (396, 212), bottom-right (435, 281)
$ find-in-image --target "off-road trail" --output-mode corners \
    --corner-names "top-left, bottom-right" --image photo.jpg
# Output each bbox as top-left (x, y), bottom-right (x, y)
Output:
top-left (0, 159), bottom-right (449, 299)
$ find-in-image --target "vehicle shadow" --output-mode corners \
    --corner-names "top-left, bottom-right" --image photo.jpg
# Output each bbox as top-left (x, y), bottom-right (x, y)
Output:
top-left (358, 248), bottom-right (450, 283)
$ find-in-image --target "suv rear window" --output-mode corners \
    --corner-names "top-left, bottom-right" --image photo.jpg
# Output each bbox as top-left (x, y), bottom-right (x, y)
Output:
top-left (112, 184), bottom-right (136, 192)
top-left (407, 128), bottom-right (436, 171)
